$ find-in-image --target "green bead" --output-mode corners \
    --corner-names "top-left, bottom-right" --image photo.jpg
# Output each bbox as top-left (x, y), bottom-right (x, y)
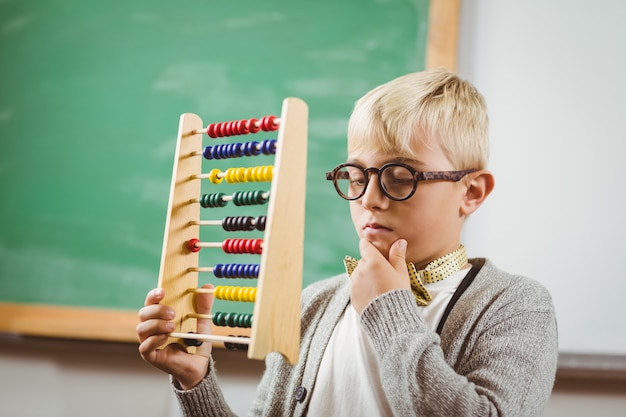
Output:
top-left (216, 312), bottom-right (227, 327)
top-left (212, 193), bottom-right (227, 207)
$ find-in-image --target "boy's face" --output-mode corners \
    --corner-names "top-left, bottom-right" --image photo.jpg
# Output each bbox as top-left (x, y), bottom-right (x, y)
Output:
top-left (348, 139), bottom-right (467, 269)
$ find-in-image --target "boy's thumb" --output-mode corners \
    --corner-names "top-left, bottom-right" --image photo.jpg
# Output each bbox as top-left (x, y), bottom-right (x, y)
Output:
top-left (194, 284), bottom-right (214, 357)
top-left (389, 239), bottom-right (407, 271)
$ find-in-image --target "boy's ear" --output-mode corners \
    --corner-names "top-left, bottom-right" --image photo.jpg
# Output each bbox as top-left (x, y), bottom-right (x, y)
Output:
top-left (460, 170), bottom-right (495, 217)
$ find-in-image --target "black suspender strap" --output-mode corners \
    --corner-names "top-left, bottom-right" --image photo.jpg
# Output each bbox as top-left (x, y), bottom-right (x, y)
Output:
top-left (435, 264), bottom-right (482, 335)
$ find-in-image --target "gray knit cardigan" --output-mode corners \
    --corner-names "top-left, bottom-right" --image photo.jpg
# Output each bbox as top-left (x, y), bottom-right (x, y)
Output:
top-left (174, 258), bottom-right (559, 416)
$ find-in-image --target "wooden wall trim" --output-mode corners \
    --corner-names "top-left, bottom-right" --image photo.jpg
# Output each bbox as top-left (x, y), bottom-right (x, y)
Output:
top-left (0, 302), bottom-right (139, 342)
top-left (0, 302), bottom-right (248, 345)
top-left (426, 0), bottom-right (461, 71)
top-left (556, 352), bottom-right (626, 385)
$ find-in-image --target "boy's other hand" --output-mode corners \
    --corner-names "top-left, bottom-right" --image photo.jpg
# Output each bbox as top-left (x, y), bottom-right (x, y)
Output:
top-left (137, 285), bottom-right (214, 389)
top-left (350, 238), bottom-right (411, 313)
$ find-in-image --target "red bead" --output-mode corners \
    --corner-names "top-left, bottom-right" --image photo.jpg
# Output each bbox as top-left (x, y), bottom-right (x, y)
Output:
top-left (247, 118), bottom-right (260, 134)
top-left (227, 121), bottom-right (236, 136)
top-left (212, 123), bottom-right (222, 137)
top-left (222, 239), bottom-right (235, 253)
top-left (186, 238), bottom-right (201, 253)
top-left (207, 124), bottom-right (217, 138)
top-left (220, 122), bottom-right (230, 137)
top-left (252, 239), bottom-right (263, 254)
top-left (265, 115), bottom-right (278, 131)
top-left (237, 119), bottom-right (248, 134)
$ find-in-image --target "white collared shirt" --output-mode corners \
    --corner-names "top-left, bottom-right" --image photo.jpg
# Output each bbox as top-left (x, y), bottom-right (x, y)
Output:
top-left (307, 266), bottom-right (471, 416)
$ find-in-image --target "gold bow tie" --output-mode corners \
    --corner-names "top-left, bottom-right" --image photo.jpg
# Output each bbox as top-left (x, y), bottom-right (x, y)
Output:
top-left (343, 245), bottom-right (468, 306)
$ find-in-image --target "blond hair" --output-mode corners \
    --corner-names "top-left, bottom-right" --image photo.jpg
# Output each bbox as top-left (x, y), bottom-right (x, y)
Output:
top-left (347, 68), bottom-right (489, 170)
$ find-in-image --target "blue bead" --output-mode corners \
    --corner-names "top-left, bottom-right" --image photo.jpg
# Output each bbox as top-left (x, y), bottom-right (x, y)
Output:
top-left (211, 145), bottom-right (222, 159)
top-left (249, 141), bottom-right (261, 156)
top-left (260, 139), bottom-right (274, 155)
top-left (233, 142), bottom-right (243, 157)
top-left (243, 141), bottom-right (253, 156)
top-left (226, 143), bottom-right (237, 158)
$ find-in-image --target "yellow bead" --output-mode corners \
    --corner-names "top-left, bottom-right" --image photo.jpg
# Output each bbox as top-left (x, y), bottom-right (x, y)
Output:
top-left (214, 286), bottom-right (223, 299)
top-left (236, 168), bottom-right (246, 182)
top-left (225, 286), bottom-right (236, 301)
top-left (208, 169), bottom-right (223, 184)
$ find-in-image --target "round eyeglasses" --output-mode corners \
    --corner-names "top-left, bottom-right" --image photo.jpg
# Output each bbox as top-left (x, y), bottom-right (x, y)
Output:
top-left (325, 162), bottom-right (477, 201)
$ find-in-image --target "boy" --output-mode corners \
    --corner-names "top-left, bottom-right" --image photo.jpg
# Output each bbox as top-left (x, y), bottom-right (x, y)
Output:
top-left (137, 68), bottom-right (558, 416)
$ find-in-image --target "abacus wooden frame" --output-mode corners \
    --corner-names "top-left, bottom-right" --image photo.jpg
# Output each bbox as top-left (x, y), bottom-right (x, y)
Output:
top-left (158, 97), bottom-right (306, 364)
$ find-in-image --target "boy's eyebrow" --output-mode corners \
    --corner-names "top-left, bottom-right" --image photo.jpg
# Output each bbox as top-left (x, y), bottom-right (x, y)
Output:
top-left (393, 157), bottom-right (427, 167)
top-left (346, 156), bottom-right (427, 167)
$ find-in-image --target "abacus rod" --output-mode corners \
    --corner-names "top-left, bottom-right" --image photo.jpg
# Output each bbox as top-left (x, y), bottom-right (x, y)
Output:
top-left (187, 238), bottom-right (265, 251)
top-left (187, 287), bottom-right (214, 294)
top-left (194, 172), bottom-right (228, 180)
top-left (188, 265), bottom-right (261, 277)
top-left (194, 173), bottom-right (214, 180)
top-left (190, 220), bottom-right (222, 226)
top-left (190, 215), bottom-right (268, 228)
top-left (169, 332), bottom-right (251, 345)
top-left (190, 142), bottom-right (271, 157)
top-left (194, 241), bottom-right (223, 249)
top-left (188, 267), bottom-right (215, 273)
top-left (191, 118), bottom-right (282, 136)
top-left (186, 285), bottom-right (256, 301)
top-left (184, 313), bottom-right (213, 319)
top-left (191, 193), bottom-right (269, 205)
top-left (190, 195), bottom-right (233, 204)
top-left (193, 166), bottom-right (274, 181)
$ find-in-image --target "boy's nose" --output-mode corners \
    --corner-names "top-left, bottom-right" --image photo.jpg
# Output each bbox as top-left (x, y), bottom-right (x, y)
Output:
top-left (360, 174), bottom-right (389, 210)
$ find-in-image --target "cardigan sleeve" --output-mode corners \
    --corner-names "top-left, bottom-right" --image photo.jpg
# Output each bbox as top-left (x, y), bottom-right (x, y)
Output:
top-left (360, 277), bottom-right (558, 417)
top-left (171, 358), bottom-right (238, 417)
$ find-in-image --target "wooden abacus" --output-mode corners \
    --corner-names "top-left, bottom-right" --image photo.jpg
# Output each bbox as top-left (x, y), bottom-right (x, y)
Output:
top-left (157, 97), bottom-right (307, 365)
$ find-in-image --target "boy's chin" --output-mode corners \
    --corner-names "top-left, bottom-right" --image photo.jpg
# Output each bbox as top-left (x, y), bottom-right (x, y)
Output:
top-left (370, 241), bottom-right (391, 260)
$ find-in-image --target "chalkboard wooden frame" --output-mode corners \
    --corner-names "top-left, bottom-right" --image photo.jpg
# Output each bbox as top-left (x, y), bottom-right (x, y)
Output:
top-left (0, 0), bottom-right (459, 344)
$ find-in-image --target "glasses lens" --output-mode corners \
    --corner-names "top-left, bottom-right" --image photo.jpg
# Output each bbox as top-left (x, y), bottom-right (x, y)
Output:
top-left (334, 165), bottom-right (366, 199)
top-left (380, 164), bottom-right (416, 200)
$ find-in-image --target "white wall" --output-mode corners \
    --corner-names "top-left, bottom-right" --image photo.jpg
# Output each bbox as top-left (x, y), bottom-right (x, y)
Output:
top-left (1, 2), bottom-right (625, 417)
top-left (457, 0), bottom-right (626, 356)
top-left (0, 337), bottom-right (264, 417)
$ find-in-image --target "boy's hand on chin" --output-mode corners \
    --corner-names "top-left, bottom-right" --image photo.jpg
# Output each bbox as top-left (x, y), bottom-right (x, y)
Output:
top-left (350, 238), bottom-right (411, 313)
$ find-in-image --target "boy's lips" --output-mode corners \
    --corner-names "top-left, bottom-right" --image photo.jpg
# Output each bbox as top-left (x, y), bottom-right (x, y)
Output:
top-left (362, 222), bottom-right (393, 238)
top-left (364, 222), bottom-right (388, 230)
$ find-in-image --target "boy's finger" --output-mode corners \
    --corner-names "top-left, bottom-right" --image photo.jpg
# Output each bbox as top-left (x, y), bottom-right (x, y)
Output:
top-left (358, 238), bottom-right (381, 262)
top-left (388, 239), bottom-right (408, 272)
top-left (144, 287), bottom-right (164, 306)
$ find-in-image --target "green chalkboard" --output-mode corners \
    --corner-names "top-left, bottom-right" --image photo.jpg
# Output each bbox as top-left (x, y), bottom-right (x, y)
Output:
top-left (0, 0), bottom-right (449, 339)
